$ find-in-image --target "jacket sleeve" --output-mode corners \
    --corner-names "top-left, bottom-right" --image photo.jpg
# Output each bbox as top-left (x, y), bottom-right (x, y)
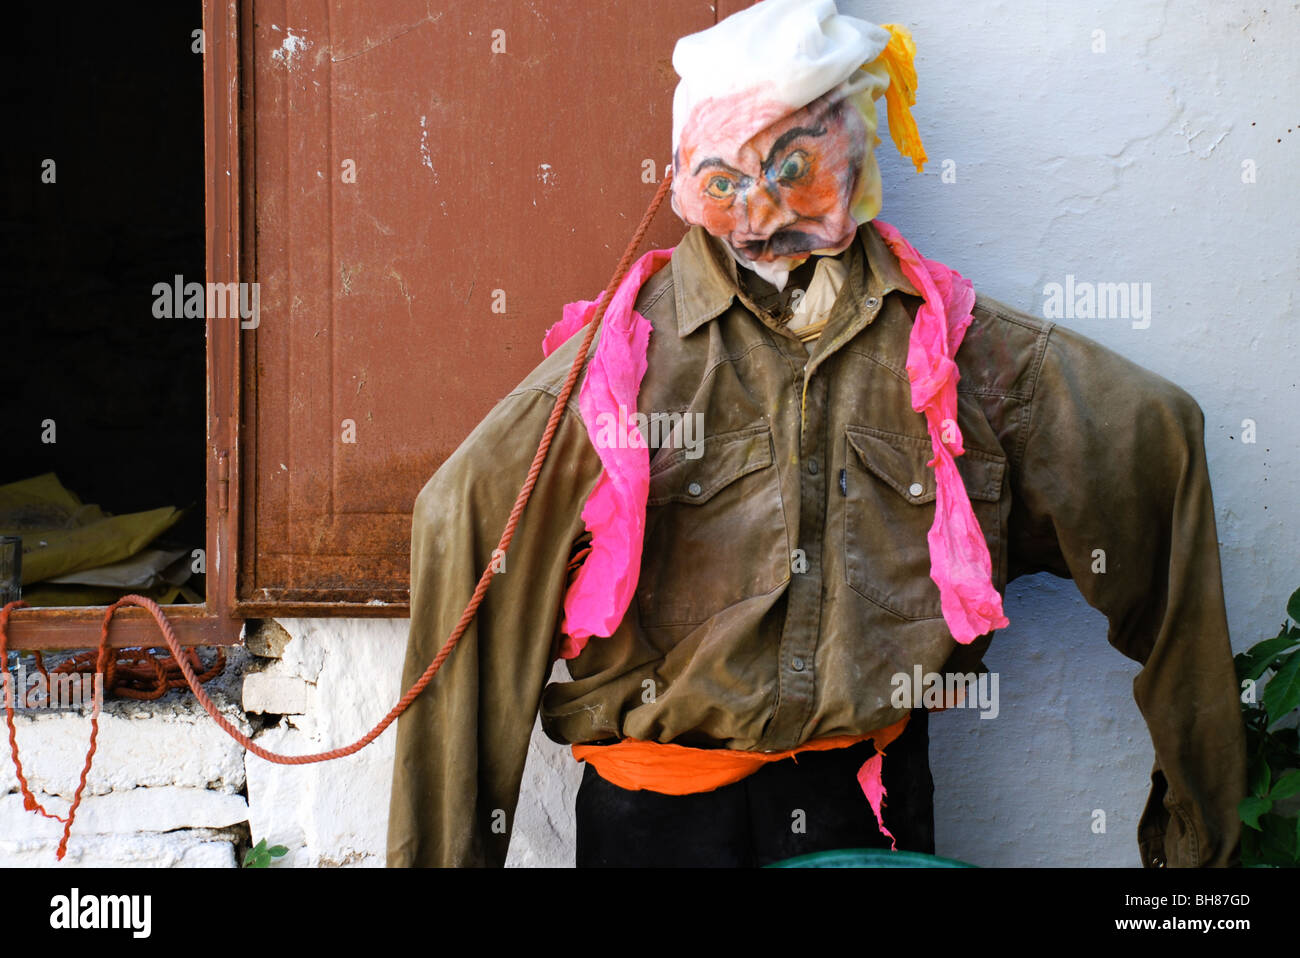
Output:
top-left (386, 380), bottom-right (602, 867)
top-left (1008, 322), bottom-right (1246, 867)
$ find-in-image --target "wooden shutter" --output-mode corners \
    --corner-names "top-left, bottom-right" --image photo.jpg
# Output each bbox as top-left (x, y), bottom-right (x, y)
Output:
top-left (232, 0), bottom-right (713, 615)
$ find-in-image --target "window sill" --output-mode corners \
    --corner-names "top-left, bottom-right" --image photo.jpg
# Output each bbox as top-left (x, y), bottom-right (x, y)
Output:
top-left (3, 604), bottom-right (242, 651)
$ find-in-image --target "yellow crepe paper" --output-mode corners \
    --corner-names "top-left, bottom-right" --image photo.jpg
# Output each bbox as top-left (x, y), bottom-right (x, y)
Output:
top-left (874, 24), bottom-right (927, 173)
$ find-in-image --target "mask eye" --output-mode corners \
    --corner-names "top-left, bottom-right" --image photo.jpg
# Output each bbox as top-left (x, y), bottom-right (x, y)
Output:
top-left (777, 150), bottom-right (809, 182)
top-left (705, 175), bottom-right (736, 200)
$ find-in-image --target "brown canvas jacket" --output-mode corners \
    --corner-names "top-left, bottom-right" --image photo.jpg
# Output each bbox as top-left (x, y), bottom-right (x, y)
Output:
top-left (387, 220), bottom-right (1246, 868)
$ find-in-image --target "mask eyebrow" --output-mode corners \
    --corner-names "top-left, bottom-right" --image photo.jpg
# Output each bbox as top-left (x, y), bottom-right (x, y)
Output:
top-left (692, 157), bottom-right (745, 178)
top-left (763, 123), bottom-right (826, 170)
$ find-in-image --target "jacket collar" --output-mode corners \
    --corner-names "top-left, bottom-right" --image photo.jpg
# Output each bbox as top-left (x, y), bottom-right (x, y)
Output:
top-left (672, 220), bottom-right (920, 338)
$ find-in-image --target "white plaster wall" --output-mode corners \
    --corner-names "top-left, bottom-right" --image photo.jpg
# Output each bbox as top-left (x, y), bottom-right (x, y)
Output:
top-left (865, 0), bottom-right (1299, 866)
top-left (5, 1), bottom-right (1294, 869)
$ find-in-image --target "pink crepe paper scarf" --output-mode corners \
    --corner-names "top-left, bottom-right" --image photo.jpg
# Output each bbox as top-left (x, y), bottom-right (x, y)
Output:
top-left (541, 222), bottom-right (1008, 846)
top-left (542, 248), bottom-right (674, 659)
top-left (872, 219), bottom-right (1010, 644)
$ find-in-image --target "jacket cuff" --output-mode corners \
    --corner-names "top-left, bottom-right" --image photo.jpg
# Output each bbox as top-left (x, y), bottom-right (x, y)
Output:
top-left (1138, 765), bottom-right (1171, 867)
top-left (1137, 764), bottom-right (1242, 867)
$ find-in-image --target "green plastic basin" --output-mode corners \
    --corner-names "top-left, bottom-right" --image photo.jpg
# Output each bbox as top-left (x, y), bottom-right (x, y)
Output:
top-left (765, 847), bottom-right (975, 868)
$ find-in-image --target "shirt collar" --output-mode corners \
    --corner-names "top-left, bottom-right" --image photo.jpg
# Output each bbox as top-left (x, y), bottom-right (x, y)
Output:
top-left (672, 220), bottom-right (920, 338)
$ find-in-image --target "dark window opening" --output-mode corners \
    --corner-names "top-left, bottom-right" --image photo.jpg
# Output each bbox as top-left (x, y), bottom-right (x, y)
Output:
top-left (1, 4), bottom-right (207, 609)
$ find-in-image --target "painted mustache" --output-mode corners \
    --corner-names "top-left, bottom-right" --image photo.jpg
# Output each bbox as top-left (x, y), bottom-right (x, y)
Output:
top-left (734, 223), bottom-right (851, 261)
top-left (734, 229), bottom-right (820, 259)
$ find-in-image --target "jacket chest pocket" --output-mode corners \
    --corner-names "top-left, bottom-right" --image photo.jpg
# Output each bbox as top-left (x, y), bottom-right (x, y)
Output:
top-left (635, 422), bottom-right (790, 627)
top-left (842, 425), bottom-right (1006, 621)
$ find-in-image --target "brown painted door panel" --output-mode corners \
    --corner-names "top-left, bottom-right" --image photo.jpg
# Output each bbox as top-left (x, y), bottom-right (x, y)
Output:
top-left (240, 0), bottom-right (713, 613)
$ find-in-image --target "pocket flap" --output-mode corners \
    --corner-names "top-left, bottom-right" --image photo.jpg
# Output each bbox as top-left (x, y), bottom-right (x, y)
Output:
top-left (845, 425), bottom-right (1004, 503)
top-left (648, 422), bottom-right (774, 506)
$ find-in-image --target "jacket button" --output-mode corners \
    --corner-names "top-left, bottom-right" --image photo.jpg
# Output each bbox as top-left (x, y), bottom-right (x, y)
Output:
top-left (808, 459), bottom-right (818, 475)
top-left (908, 482), bottom-right (924, 497)
top-left (687, 481), bottom-right (703, 497)
top-left (792, 657), bottom-right (806, 672)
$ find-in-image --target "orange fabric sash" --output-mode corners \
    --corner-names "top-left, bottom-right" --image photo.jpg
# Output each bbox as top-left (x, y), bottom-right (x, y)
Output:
top-left (571, 714), bottom-right (912, 847)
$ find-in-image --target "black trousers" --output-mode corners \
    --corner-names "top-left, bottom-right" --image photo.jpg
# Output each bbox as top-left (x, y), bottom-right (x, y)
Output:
top-left (575, 708), bottom-right (934, 867)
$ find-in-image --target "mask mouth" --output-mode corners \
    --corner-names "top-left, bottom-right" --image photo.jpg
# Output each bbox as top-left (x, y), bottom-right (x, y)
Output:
top-left (734, 228), bottom-right (822, 261)
top-left (734, 221), bottom-right (856, 262)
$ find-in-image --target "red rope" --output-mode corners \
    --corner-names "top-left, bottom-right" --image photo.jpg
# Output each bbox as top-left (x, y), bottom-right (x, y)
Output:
top-left (23, 644), bottom-right (226, 703)
top-left (0, 169), bottom-right (673, 858)
top-left (1, 599), bottom-right (111, 860)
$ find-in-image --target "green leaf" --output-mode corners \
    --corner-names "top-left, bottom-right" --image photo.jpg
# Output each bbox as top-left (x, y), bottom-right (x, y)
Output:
top-left (1286, 587), bottom-right (1300, 626)
top-left (1272, 726), bottom-right (1299, 749)
top-left (1264, 747), bottom-right (1299, 783)
top-left (269, 845), bottom-right (289, 857)
top-left (1264, 649), bottom-right (1300, 724)
top-left (1242, 711), bottom-right (1268, 743)
top-left (1239, 796), bottom-right (1272, 830)
top-left (1250, 756), bottom-right (1272, 797)
top-left (1257, 812), bottom-right (1300, 864)
top-left (242, 837), bottom-right (273, 868)
top-left (1241, 824), bottom-right (1262, 865)
top-left (1270, 769), bottom-right (1300, 801)
top-left (1236, 633), bottom-right (1300, 683)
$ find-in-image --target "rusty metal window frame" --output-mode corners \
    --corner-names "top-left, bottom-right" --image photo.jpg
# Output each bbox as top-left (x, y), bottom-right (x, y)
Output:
top-left (5, 0), bottom-right (245, 650)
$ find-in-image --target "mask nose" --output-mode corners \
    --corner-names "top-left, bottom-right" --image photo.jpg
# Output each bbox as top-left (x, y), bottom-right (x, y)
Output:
top-left (737, 180), bottom-right (796, 242)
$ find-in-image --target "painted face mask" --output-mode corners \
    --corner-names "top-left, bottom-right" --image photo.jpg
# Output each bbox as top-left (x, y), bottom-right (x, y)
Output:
top-left (672, 82), bottom-right (877, 287)
top-left (670, 0), bottom-right (926, 290)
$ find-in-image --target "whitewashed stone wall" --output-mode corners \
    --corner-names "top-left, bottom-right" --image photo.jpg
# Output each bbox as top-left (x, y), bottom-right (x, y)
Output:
top-left (0, 620), bottom-right (578, 868)
top-left (239, 618), bottom-right (580, 868)
top-left (0, 655), bottom-right (251, 867)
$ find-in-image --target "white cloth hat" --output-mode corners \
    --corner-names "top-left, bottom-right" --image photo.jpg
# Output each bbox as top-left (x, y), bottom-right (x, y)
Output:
top-left (671, 0), bottom-right (891, 159)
